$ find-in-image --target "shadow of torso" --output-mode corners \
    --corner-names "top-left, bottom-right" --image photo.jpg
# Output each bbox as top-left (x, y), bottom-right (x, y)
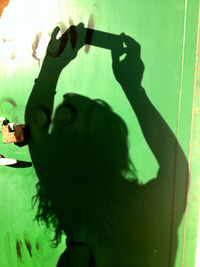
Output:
top-left (31, 133), bottom-right (180, 267)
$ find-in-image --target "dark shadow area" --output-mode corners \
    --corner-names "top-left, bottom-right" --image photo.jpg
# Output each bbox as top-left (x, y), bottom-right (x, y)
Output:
top-left (25, 24), bottom-right (189, 266)
top-left (7, 160), bottom-right (32, 168)
top-left (0, 154), bottom-right (32, 167)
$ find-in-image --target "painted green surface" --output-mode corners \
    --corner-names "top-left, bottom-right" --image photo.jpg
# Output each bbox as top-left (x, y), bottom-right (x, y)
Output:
top-left (0, 0), bottom-right (199, 266)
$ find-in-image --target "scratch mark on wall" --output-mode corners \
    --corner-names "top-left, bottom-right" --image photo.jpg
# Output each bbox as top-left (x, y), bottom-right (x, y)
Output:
top-left (85, 15), bottom-right (94, 54)
top-left (2, 37), bottom-right (13, 43)
top-left (24, 239), bottom-right (32, 257)
top-left (10, 51), bottom-right (16, 61)
top-left (36, 239), bottom-right (40, 250)
top-left (69, 16), bottom-right (74, 26)
top-left (1, 98), bottom-right (17, 108)
top-left (16, 239), bottom-right (23, 262)
top-left (32, 32), bottom-right (42, 67)
top-left (58, 21), bottom-right (67, 34)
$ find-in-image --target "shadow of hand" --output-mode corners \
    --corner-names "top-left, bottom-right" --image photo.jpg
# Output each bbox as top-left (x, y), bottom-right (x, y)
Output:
top-left (111, 34), bottom-right (144, 91)
top-left (45, 23), bottom-right (85, 71)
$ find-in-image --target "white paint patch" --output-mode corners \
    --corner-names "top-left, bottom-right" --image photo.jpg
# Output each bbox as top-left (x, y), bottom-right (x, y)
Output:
top-left (0, 0), bottom-right (80, 76)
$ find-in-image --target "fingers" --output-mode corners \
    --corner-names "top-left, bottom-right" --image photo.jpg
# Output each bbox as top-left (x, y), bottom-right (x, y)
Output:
top-left (69, 23), bottom-right (85, 50)
top-left (47, 24), bottom-right (85, 58)
top-left (111, 47), bottom-right (126, 66)
top-left (69, 25), bottom-right (77, 49)
top-left (121, 33), bottom-right (138, 46)
top-left (75, 23), bottom-right (85, 49)
top-left (59, 30), bottom-right (69, 56)
top-left (61, 23), bottom-right (85, 53)
top-left (120, 33), bottom-right (141, 54)
top-left (51, 26), bottom-right (60, 40)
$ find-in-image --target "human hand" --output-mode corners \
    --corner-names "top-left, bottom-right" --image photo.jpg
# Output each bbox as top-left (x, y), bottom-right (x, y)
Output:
top-left (111, 33), bottom-right (144, 91)
top-left (45, 23), bottom-right (85, 70)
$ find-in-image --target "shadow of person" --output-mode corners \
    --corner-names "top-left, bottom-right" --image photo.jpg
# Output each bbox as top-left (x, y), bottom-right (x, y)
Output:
top-left (25, 25), bottom-right (189, 266)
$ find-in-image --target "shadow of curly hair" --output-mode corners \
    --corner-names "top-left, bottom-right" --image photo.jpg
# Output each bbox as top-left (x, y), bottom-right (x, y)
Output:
top-left (32, 98), bottom-right (137, 247)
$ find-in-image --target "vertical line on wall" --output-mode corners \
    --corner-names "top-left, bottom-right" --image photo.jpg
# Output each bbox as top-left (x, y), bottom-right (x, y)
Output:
top-left (169, 0), bottom-right (188, 265)
top-left (176, 0), bottom-right (188, 138)
top-left (182, 0), bottom-right (200, 266)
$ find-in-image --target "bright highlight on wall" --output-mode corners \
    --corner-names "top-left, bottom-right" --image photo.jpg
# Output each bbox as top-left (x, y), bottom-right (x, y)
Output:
top-left (0, 0), bottom-right (81, 76)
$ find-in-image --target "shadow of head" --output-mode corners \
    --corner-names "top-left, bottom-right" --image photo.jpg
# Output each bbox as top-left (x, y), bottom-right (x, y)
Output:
top-left (50, 93), bottom-right (135, 180)
top-left (33, 93), bottom-right (137, 246)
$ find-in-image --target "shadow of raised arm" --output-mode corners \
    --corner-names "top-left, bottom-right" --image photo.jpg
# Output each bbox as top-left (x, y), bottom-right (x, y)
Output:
top-left (111, 34), bottom-right (189, 266)
top-left (25, 24), bottom-right (85, 139)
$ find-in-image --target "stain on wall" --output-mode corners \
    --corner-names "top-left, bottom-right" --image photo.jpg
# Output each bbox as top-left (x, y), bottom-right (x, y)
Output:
top-left (16, 239), bottom-right (23, 262)
top-left (32, 32), bottom-right (42, 67)
top-left (85, 14), bottom-right (94, 54)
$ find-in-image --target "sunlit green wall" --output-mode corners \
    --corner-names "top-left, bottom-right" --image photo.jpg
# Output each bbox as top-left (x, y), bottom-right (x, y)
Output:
top-left (0, 0), bottom-right (200, 266)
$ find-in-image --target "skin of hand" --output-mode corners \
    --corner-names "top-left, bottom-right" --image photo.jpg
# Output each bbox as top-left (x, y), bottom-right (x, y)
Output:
top-left (111, 33), bottom-right (145, 92)
top-left (44, 23), bottom-right (85, 72)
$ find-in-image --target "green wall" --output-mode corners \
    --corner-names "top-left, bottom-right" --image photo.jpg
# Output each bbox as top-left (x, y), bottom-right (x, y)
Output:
top-left (0, 0), bottom-right (199, 266)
